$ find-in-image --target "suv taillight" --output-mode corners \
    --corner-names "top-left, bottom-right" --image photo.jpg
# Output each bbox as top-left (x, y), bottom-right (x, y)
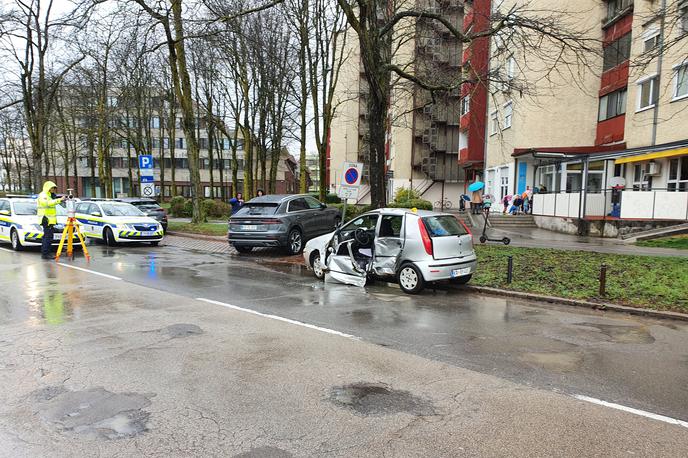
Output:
top-left (418, 218), bottom-right (433, 256)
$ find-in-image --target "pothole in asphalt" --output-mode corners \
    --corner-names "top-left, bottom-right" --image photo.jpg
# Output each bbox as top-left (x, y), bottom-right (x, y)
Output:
top-left (32, 386), bottom-right (151, 440)
top-left (520, 351), bottom-right (583, 372)
top-left (575, 322), bottom-right (655, 344)
top-left (328, 382), bottom-right (436, 416)
top-left (164, 323), bottom-right (204, 338)
top-left (233, 446), bottom-right (293, 457)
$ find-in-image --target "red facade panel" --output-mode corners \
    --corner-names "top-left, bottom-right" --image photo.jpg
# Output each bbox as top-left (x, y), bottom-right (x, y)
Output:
top-left (595, 115), bottom-right (626, 146)
top-left (603, 14), bottom-right (633, 45)
top-left (599, 61), bottom-right (629, 96)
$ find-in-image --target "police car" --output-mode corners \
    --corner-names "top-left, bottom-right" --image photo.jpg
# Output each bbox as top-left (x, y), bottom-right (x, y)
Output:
top-left (75, 199), bottom-right (164, 246)
top-left (0, 196), bottom-right (79, 251)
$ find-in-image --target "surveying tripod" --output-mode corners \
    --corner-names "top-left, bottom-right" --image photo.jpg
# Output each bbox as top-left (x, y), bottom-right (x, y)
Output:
top-left (55, 190), bottom-right (91, 262)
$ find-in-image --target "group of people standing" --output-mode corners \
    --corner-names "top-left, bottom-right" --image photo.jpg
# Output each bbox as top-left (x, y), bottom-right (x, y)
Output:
top-left (464, 184), bottom-right (548, 216)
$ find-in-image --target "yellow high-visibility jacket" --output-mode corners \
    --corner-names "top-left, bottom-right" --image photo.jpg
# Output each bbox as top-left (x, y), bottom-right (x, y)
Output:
top-left (37, 181), bottom-right (61, 225)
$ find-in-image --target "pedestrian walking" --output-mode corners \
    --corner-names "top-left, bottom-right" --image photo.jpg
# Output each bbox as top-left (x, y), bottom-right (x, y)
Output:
top-left (37, 181), bottom-right (66, 259)
top-left (471, 189), bottom-right (483, 214)
top-left (229, 192), bottom-right (244, 215)
top-left (501, 195), bottom-right (511, 214)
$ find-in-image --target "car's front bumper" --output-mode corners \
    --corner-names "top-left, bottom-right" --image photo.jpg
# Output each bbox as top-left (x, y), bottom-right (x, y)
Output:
top-left (23, 230), bottom-right (80, 246)
top-left (116, 230), bottom-right (165, 242)
top-left (414, 255), bottom-right (478, 282)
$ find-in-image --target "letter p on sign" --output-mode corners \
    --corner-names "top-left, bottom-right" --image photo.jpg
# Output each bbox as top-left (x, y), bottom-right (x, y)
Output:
top-left (139, 155), bottom-right (153, 169)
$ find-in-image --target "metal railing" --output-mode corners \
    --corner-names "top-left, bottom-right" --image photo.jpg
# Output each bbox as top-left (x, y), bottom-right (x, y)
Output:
top-left (531, 188), bottom-right (688, 221)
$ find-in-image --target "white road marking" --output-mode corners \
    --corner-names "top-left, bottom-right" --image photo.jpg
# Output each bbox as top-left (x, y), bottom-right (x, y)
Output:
top-left (196, 297), bottom-right (359, 341)
top-left (0, 246), bottom-right (15, 252)
top-left (574, 395), bottom-right (688, 429)
top-left (57, 262), bottom-right (122, 281)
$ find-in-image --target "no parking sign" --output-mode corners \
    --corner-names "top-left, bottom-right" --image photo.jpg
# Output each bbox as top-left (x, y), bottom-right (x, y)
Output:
top-left (338, 162), bottom-right (363, 200)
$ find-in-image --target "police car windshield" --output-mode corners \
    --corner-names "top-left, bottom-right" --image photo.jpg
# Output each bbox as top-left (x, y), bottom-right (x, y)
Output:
top-left (100, 203), bottom-right (145, 217)
top-left (13, 201), bottom-right (37, 215)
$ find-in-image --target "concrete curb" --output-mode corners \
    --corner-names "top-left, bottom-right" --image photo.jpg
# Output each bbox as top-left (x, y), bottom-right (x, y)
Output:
top-left (463, 285), bottom-right (688, 322)
top-left (166, 231), bottom-right (227, 243)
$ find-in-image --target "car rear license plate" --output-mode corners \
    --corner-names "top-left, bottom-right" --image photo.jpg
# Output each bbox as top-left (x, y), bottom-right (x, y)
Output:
top-left (451, 267), bottom-right (471, 278)
top-left (241, 225), bottom-right (258, 231)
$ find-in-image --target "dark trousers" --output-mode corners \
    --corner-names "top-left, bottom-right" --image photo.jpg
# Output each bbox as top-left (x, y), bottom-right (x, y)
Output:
top-left (41, 223), bottom-right (54, 257)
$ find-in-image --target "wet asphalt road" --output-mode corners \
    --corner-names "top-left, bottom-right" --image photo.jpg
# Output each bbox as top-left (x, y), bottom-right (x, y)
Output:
top-left (1, 242), bottom-right (687, 455)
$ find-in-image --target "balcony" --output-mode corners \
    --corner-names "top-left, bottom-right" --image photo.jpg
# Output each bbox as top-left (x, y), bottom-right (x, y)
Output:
top-left (603, 0), bottom-right (633, 28)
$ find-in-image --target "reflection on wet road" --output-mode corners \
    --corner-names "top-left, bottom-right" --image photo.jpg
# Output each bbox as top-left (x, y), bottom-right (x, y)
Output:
top-left (2, 243), bottom-right (688, 422)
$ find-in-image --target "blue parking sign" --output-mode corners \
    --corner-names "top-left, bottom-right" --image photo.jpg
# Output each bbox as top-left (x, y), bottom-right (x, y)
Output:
top-left (139, 155), bottom-right (153, 169)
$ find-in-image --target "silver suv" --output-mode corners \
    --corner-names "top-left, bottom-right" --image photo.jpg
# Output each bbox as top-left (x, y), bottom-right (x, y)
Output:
top-left (303, 208), bottom-right (476, 294)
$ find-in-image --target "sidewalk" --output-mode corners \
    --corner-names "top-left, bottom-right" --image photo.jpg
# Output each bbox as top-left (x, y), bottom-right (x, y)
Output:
top-left (487, 226), bottom-right (688, 258)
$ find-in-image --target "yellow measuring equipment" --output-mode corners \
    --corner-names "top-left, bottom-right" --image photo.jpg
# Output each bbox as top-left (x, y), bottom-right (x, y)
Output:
top-left (55, 192), bottom-right (91, 262)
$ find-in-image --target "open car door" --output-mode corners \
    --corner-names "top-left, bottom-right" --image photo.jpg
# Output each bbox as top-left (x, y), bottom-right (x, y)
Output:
top-left (371, 214), bottom-right (404, 277)
top-left (324, 213), bottom-right (379, 287)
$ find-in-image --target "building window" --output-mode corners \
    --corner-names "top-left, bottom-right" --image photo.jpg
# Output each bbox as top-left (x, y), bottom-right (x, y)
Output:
top-left (680, 0), bottom-right (688, 34)
top-left (503, 101), bottom-right (513, 129)
top-left (637, 76), bottom-right (659, 111)
top-left (613, 163), bottom-right (626, 178)
top-left (461, 96), bottom-right (470, 116)
top-left (506, 55), bottom-right (516, 80)
top-left (605, 0), bottom-right (633, 22)
top-left (150, 117), bottom-right (160, 129)
top-left (643, 30), bottom-right (660, 53)
top-left (490, 110), bottom-right (498, 135)
top-left (668, 157), bottom-right (688, 191)
top-left (673, 63), bottom-right (688, 100)
top-left (499, 168), bottom-right (509, 199)
top-left (598, 88), bottom-right (627, 121)
top-left (175, 138), bottom-right (184, 149)
top-left (632, 163), bottom-right (653, 190)
top-left (603, 33), bottom-right (631, 72)
top-left (198, 137), bottom-right (208, 149)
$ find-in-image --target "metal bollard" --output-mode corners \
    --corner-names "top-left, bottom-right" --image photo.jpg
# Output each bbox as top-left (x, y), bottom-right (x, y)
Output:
top-left (599, 263), bottom-right (607, 296)
top-left (507, 255), bottom-right (513, 284)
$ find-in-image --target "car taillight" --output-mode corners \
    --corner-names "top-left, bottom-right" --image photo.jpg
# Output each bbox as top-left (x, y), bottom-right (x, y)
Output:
top-left (458, 218), bottom-right (472, 237)
top-left (260, 219), bottom-right (282, 225)
top-left (418, 218), bottom-right (433, 255)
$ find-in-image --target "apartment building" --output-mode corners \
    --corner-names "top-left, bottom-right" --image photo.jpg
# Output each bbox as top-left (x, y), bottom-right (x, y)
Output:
top-left (23, 94), bottom-right (301, 199)
top-left (328, 0), bottom-right (466, 207)
top-left (475, 0), bottom-right (688, 234)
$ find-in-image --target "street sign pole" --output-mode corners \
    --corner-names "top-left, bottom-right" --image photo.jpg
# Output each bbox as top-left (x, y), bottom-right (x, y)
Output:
top-left (337, 162), bottom-right (363, 222)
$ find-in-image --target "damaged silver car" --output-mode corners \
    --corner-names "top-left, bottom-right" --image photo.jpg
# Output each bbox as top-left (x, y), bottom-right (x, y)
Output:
top-left (303, 208), bottom-right (477, 294)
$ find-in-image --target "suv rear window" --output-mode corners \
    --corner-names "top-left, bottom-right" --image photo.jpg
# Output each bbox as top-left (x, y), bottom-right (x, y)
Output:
top-left (234, 203), bottom-right (278, 216)
top-left (422, 215), bottom-right (468, 237)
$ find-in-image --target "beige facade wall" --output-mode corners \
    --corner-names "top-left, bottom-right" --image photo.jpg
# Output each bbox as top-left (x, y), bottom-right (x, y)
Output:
top-left (484, 0), bottom-right (606, 171)
top-left (328, 26), bottom-right (363, 192)
top-left (625, 0), bottom-right (688, 148)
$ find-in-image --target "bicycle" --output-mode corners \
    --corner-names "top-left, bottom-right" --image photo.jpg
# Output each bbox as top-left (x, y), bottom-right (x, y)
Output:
top-left (433, 198), bottom-right (453, 210)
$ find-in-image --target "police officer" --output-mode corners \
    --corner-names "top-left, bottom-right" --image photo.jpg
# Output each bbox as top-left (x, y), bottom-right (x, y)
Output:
top-left (37, 181), bottom-right (66, 259)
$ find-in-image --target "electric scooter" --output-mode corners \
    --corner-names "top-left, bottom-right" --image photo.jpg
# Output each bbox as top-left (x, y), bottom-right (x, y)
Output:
top-left (478, 207), bottom-right (511, 245)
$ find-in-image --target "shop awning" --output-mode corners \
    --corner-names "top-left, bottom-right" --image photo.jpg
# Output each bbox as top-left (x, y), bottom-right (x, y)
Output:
top-left (615, 147), bottom-right (688, 164)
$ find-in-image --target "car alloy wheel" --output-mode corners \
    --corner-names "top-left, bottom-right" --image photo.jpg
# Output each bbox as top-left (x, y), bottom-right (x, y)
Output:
top-left (11, 229), bottom-right (23, 251)
top-left (398, 264), bottom-right (424, 294)
top-left (288, 229), bottom-right (303, 255)
top-left (311, 254), bottom-right (325, 280)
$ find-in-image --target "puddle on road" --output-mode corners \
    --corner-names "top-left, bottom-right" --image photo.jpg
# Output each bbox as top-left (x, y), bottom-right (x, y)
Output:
top-left (328, 383), bottom-right (436, 417)
top-left (575, 322), bottom-right (655, 344)
top-left (26, 290), bottom-right (74, 325)
top-left (164, 323), bottom-right (204, 338)
top-left (233, 447), bottom-right (293, 458)
top-left (32, 386), bottom-right (151, 440)
top-left (520, 351), bottom-right (583, 373)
